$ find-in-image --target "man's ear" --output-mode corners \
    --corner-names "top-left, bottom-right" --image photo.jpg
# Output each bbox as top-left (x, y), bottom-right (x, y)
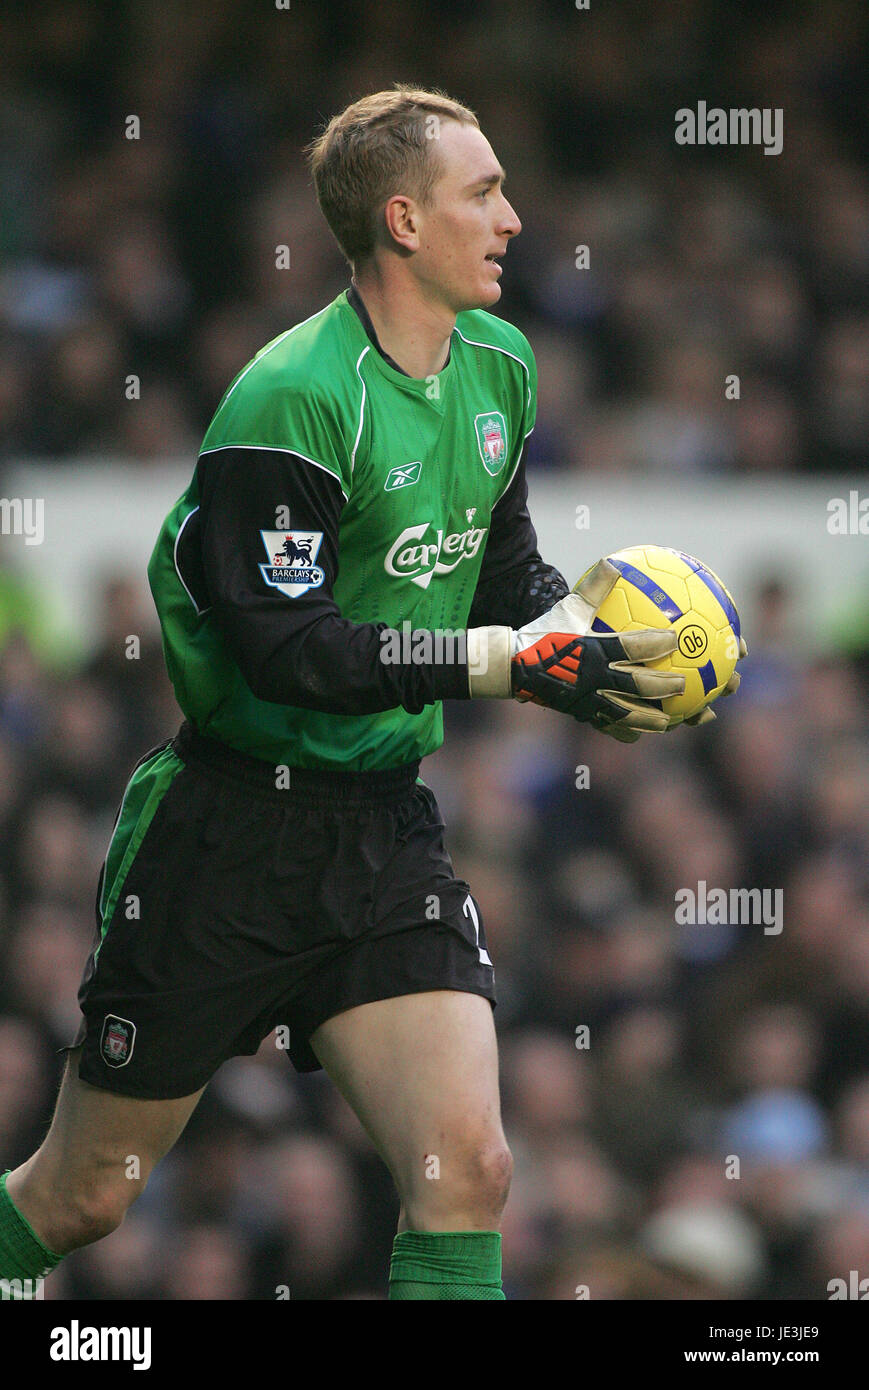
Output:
top-left (382, 194), bottom-right (421, 254)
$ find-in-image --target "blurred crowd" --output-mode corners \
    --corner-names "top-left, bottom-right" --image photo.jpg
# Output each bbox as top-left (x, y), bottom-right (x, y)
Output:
top-left (1, 0), bottom-right (868, 1301)
top-left (0, 0), bottom-right (867, 472)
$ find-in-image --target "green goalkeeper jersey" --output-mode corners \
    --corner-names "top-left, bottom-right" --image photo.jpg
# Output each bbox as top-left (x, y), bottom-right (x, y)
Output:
top-left (147, 285), bottom-right (567, 771)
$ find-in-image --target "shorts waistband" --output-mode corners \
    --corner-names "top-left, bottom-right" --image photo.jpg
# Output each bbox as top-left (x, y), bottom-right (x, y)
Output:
top-left (171, 721), bottom-right (421, 804)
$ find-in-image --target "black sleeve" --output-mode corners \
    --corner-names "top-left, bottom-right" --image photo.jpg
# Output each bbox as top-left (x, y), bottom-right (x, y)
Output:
top-left (467, 444), bottom-right (570, 630)
top-left (192, 447), bottom-right (470, 715)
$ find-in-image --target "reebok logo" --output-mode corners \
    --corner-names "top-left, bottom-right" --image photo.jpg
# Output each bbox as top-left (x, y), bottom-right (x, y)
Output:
top-left (384, 462), bottom-right (422, 491)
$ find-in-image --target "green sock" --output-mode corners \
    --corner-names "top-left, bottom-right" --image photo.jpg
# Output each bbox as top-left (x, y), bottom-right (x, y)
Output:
top-left (0, 1170), bottom-right (62, 1296)
top-left (389, 1230), bottom-right (505, 1300)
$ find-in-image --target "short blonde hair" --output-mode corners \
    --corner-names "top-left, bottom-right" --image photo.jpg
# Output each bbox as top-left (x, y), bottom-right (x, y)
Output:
top-left (306, 85), bottom-right (478, 266)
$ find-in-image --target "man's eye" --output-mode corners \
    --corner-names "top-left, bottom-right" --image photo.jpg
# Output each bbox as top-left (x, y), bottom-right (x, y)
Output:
top-left (478, 189), bottom-right (489, 199)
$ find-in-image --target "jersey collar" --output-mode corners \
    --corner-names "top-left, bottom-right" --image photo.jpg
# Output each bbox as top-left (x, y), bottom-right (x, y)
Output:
top-left (346, 280), bottom-right (453, 377)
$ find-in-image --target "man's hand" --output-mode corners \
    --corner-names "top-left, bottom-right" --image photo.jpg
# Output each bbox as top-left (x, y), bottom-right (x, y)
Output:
top-left (511, 623), bottom-right (682, 731)
top-left (466, 557), bottom-right (685, 737)
top-left (675, 635), bottom-right (748, 728)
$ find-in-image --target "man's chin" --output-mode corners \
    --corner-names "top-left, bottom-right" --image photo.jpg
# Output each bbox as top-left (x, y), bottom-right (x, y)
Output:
top-left (456, 282), bottom-right (502, 312)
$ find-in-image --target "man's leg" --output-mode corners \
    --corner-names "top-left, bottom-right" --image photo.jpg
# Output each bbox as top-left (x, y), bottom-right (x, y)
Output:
top-left (310, 989), bottom-right (511, 1299)
top-left (1, 1046), bottom-right (204, 1286)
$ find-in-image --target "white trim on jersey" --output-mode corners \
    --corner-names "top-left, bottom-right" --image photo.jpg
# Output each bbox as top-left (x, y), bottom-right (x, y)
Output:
top-left (197, 442), bottom-right (350, 502)
top-left (452, 326), bottom-right (532, 412)
top-left (216, 303), bottom-right (332, 409)
top-left (453, 326), bottom-right (535, 503)
top-left (351, 346), bottom-right (370, 476)
top-left (173, 505), bottom-right (212, 615)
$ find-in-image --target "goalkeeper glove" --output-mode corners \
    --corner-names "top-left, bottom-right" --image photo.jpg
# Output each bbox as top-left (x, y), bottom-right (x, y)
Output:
top-left (677, 635), bottom-right (748, 727)
top-left (466, 557), bottom-right (685, 736)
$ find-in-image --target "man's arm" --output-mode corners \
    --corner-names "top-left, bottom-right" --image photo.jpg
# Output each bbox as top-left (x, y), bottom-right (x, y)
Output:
top-left (189, 446), bottom-right (470, 715)
top-left (467, 443), bottom-right (570, 631)
top-left (189, 444), bottom-right (680, 733)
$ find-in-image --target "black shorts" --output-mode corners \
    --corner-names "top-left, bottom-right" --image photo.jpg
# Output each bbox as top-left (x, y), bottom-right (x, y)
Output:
top-left (65, 722), bottom-right (496, 1099)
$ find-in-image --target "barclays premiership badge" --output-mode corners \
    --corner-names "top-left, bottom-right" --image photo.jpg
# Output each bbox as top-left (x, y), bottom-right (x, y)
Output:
top-left (259, 530), bottom-right (325, 598)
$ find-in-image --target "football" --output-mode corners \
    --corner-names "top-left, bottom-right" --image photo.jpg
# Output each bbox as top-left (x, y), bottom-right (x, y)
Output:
top-left (583, 544), bottom-right (742, 727)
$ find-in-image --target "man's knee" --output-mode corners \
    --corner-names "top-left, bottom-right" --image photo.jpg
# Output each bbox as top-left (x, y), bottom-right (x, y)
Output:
top-left (471, 1140), bottom-right (513, 1214)
top-left (60, 1178), bottom-right (132, 1248)
top-left (19, 1164), bottom-right (137, 1255)
top-left (406, 1136), bottom-right (513, 1227)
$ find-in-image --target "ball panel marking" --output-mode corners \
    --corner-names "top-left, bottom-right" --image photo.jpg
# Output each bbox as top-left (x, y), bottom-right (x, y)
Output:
top-left (677, 624), bottom-right (708, 658)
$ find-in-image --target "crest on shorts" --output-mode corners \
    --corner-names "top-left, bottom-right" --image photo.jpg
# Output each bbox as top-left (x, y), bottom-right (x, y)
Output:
top-left (259, 530), bottom-right (325, 598)
top-left (100, 1014), bottom-right (136, 1068)
top-left (474, 412), bottom-right (508, 476)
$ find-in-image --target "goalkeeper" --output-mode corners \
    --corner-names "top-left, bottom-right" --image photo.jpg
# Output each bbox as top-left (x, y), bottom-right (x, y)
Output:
top-left (0, 86), bottom-right (729, 1301)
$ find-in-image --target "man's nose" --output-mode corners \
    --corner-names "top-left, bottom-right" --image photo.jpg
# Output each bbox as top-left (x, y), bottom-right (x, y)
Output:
top-left (500, 199), bottom-right (521, 237)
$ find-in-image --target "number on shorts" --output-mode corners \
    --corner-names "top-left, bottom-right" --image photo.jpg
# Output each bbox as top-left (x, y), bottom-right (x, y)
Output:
top-left (463, 894), bottom-right (493, 967)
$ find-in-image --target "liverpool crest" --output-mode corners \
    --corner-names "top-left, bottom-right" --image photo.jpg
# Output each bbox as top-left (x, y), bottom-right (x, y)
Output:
top-left (100, 1014), bottom-right (136, 1068)
top-left (474, 411), bottom-right (508, 475)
